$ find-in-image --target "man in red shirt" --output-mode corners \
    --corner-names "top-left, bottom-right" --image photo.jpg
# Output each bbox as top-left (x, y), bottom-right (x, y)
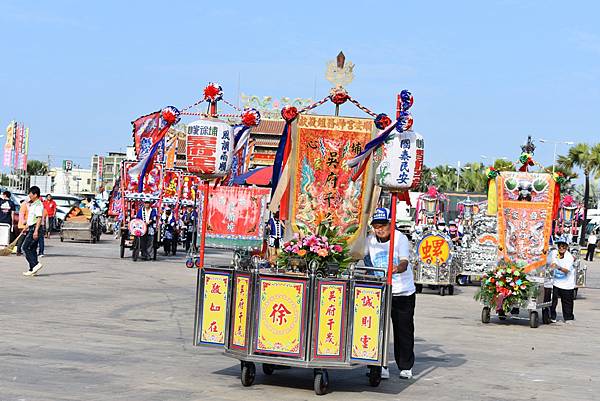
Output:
top-left (43, 194), bottom-right (57, 238)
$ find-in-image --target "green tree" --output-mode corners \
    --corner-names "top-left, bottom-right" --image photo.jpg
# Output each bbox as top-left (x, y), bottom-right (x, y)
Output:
top-left (416, 165), bottom-right (433, 192)
top-left (431, 165), bottom-right (457, 192)
top-left (557, 143), bottom-right (600, 244)
top-left (493, 158), bottom-right (516, 171)
top-left (27, 160), bottom-right (49, 176)
top-left (460, 162), bottom-right (487, 193)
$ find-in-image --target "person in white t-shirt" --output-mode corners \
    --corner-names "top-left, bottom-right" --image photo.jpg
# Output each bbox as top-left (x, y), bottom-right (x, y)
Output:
top-left (21, 186), bottom-right (45, 276)
top-left (549, 236), bottom-right (576, 323)
top-left (364, 207), bottom-right (415, 380)
top-left (585, 232), bottom-right (597, 262)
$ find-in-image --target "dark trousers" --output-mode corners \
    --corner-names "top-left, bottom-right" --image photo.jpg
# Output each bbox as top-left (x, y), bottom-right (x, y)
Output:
top-left (16, 230), bottom-right (26, 254)
top-left (586, 244), bottom-right (596, 261)
top-left (140, 233), bottom-right (154, 259)
top-left (38, 226), bottom-right (45, 255)
top-left (390, 293), bottom-right (415, 371)
top-left (542, 287), bottom-right (552, 322)
top-left (22, 228), bottom-right (40, 270)
top-left (550, 286), bottom-right (575, 321)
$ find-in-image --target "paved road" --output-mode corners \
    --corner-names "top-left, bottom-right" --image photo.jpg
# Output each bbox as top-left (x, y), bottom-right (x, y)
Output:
top-left (1, 238), bottom-right (599, 401)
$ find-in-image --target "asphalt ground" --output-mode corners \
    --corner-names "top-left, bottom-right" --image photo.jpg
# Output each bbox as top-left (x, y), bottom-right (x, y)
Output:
top-left (1, 237), bottom-right (599, 401)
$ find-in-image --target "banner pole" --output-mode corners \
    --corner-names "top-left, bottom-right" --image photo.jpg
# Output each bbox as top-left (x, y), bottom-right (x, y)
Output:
top-left (198, 181), bottom-right (210, 269)
top-left (387, 192), bottom-right (398, 285)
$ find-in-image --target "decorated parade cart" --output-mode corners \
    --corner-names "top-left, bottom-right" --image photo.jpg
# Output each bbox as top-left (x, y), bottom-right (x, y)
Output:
top-left (192, 54), bottom-right (424, 395)
top-left (454, 197), bottom-right (498, 285)
top-left (59, 205), bottom-right (102, 243)
top-left (411, 186), bottom-right (457, 295)
top-left (477, 167), bottom-right (557, 328)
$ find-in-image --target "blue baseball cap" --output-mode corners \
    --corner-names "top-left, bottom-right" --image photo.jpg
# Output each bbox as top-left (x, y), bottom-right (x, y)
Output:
top-left (371, 207), bottom-right (391, 225)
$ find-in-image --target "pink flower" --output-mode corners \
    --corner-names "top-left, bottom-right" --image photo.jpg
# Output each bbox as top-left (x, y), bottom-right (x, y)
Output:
top-left (317, 249), bottom-right (329, 257)
top-left (333, 244), bottom-right (343, 253)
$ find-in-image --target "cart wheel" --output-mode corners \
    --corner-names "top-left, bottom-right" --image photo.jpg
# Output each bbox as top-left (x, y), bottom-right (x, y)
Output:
top-left (448, 285), bottom-right (455, 296)
top-left (368, 366), bottom-right (382, 387)
top-left (440, 286), bottom-right (446, 296)
top-left (185, 258), bottom-right (194, 268)
top-left (481, 307), bottom-right (491, 323)
top-left (241, 362), bottom-right (255, 387)
top-left (529, 311), bottom-right (539, 328)
top-left (262, 364), bottom-right (275, 375)
top-left (415, 284), bottom-right (423, 294)
top-left (457, 275), bottom-right (469, 286)
top-left (313, 369), bottom-right (329, 396)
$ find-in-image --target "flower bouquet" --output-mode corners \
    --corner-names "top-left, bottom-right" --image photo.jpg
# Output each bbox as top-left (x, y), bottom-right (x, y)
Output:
top-left (474, 261), bottom-right (533, 313)
top-left (278, 221), bottom-right (352, 275)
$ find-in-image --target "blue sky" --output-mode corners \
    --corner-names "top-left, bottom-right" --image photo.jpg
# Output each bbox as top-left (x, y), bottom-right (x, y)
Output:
top-left (2, 0), bottom-right (600, 173)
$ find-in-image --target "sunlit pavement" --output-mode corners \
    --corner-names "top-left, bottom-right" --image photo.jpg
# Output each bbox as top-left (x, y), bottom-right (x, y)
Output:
top-left (1, 238), bottom-right (599, 401)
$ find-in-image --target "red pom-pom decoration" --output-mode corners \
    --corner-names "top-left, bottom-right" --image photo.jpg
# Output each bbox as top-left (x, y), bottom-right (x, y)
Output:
top-left (281, 105), bottom-right (298, 122)
top-left (329, 87), bottom-right (349, 105)
top-left (203, 82), bottom-right (223, 102)
top-left (241, 108), bottom-right (261, 127)
top-left (374, 113), bottom-right (392, 130)
top-left (161, 106), bottom-right (180, 125)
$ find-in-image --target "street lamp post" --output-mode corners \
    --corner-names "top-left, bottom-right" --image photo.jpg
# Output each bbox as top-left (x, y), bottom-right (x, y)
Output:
top-left (538, 139), bottom-right (574, 173)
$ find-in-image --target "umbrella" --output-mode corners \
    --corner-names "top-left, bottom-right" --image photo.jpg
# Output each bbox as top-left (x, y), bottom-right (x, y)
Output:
top-left (232, 166), bottom-right (273, 186)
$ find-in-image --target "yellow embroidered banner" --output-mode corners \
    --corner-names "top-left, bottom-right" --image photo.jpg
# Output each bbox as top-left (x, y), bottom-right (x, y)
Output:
top-left (199, 271), bottom-right (230, 345)
top-left (350, 284), bottom-right (383, 362)
top-left (288, 115), bottom-right (376, 247)
top-left (497, 172), bottom-right (555, 272)
top-left (255, 277), bottom-right (307, 357)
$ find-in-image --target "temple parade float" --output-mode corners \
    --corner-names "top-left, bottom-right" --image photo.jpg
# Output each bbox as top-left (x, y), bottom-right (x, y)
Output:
top-left (475, 137), bottom-right (587, 327)
top-left (133, 52), bottom-right (424, 395)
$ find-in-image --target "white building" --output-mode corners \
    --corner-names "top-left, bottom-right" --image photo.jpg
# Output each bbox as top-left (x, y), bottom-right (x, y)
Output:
top-left (49, 167), bottom-right (93, 195)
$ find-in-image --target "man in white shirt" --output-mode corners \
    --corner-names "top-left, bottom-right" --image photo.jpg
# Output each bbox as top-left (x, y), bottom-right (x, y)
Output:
top-left (549, 236), bottom-right (576, 323)
top-left (22, 186), bottom-right (45, 276)
top-left (585, 232), bottom-right (597, 262)
top-left (365, 208), bottom-right (416, 380)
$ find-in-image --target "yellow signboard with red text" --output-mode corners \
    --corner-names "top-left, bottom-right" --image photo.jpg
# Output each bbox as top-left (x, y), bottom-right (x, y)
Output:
top-left (417, 234), bottom-right (451, 265)
top-left (254, 277), bottom-right (307, 357)
top-left (200, 271), bottom-right (230, 345)
top-left (350, 284), bottom-right (383, 362)
top-left (231, 274), bottom-right (250, 349)
top-left (313, 282), bottom-right (347, 360)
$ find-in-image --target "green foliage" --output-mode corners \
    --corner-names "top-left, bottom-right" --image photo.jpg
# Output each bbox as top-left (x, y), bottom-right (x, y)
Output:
top-left (27, 160), bottom-right (48, 176)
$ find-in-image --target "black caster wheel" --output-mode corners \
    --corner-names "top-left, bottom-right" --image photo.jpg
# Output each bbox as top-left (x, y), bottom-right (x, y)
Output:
top-left (529, 311), bottom-right (539, 328)
top-left (368, 365), bottom-right (382, 387)
top-left (481, 307), bottom-right (490, 324)
top-left (542, 312), bottom-right (551, 325)
top-left (448, 285), bottom-right (454, 296)
top-left (262, 364), bottom-right (274, 375)
top-left (440, 286), bottom-right (446, 296)
top-left (314, 369), bottom-right (329, 396)
top-left (457, 275), bottom-right (469, 286)
top-left (241, 362), bottom-right (256, 387)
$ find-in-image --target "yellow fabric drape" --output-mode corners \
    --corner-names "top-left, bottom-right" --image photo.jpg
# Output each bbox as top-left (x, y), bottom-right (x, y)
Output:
top-left (487, 179), bottom-right (497, 215)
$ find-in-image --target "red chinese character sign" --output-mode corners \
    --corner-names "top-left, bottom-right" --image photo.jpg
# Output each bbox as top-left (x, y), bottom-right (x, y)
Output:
top-left (375, 131), bottom-right (424, 190)
top-left (496, 172), bottom-right (555, 272)
top-left (198, 270), bottom-right (230, 345)
top-left (186, 119), bottom-right (233, 178)
top-left (417, 233), bottom-right (451, 266)
top-left (312, 282), bottom-right (347, 361)
top-left (254, 277), bottom-right (307, 357)
top-left (350, 284), bottom-right (383, 363)
top-left (288, 115), bottom-right (376, 247)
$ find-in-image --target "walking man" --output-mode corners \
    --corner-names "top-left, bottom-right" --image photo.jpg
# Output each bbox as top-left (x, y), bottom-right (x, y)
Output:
top-left (43, 194), bottom-right (57, 238)
top-left (136, 199), bottom-right (157, 260)
top-left (549, 236), bottom-right (576, 323)
top-left (364, 207), bottom-right (416, 380)
top-left (22, 186), bottom-right (45, 276)
top-left (0, 191), bottom-right (15, 242)
top-left (585, 231), bottom-right (597, 262)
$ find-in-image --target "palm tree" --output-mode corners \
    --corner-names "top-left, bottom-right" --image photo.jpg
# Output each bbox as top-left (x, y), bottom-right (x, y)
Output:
top-left (431, 165), bottom-right (457, 192)
top-left (493, 158), bottom-right (515, 171)
top-left (557, 143), bottom-right (600, 244)
top-left (27, 160), bottom-right (49, 176)
top-left (460, 162), bottom-right (487, 193)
